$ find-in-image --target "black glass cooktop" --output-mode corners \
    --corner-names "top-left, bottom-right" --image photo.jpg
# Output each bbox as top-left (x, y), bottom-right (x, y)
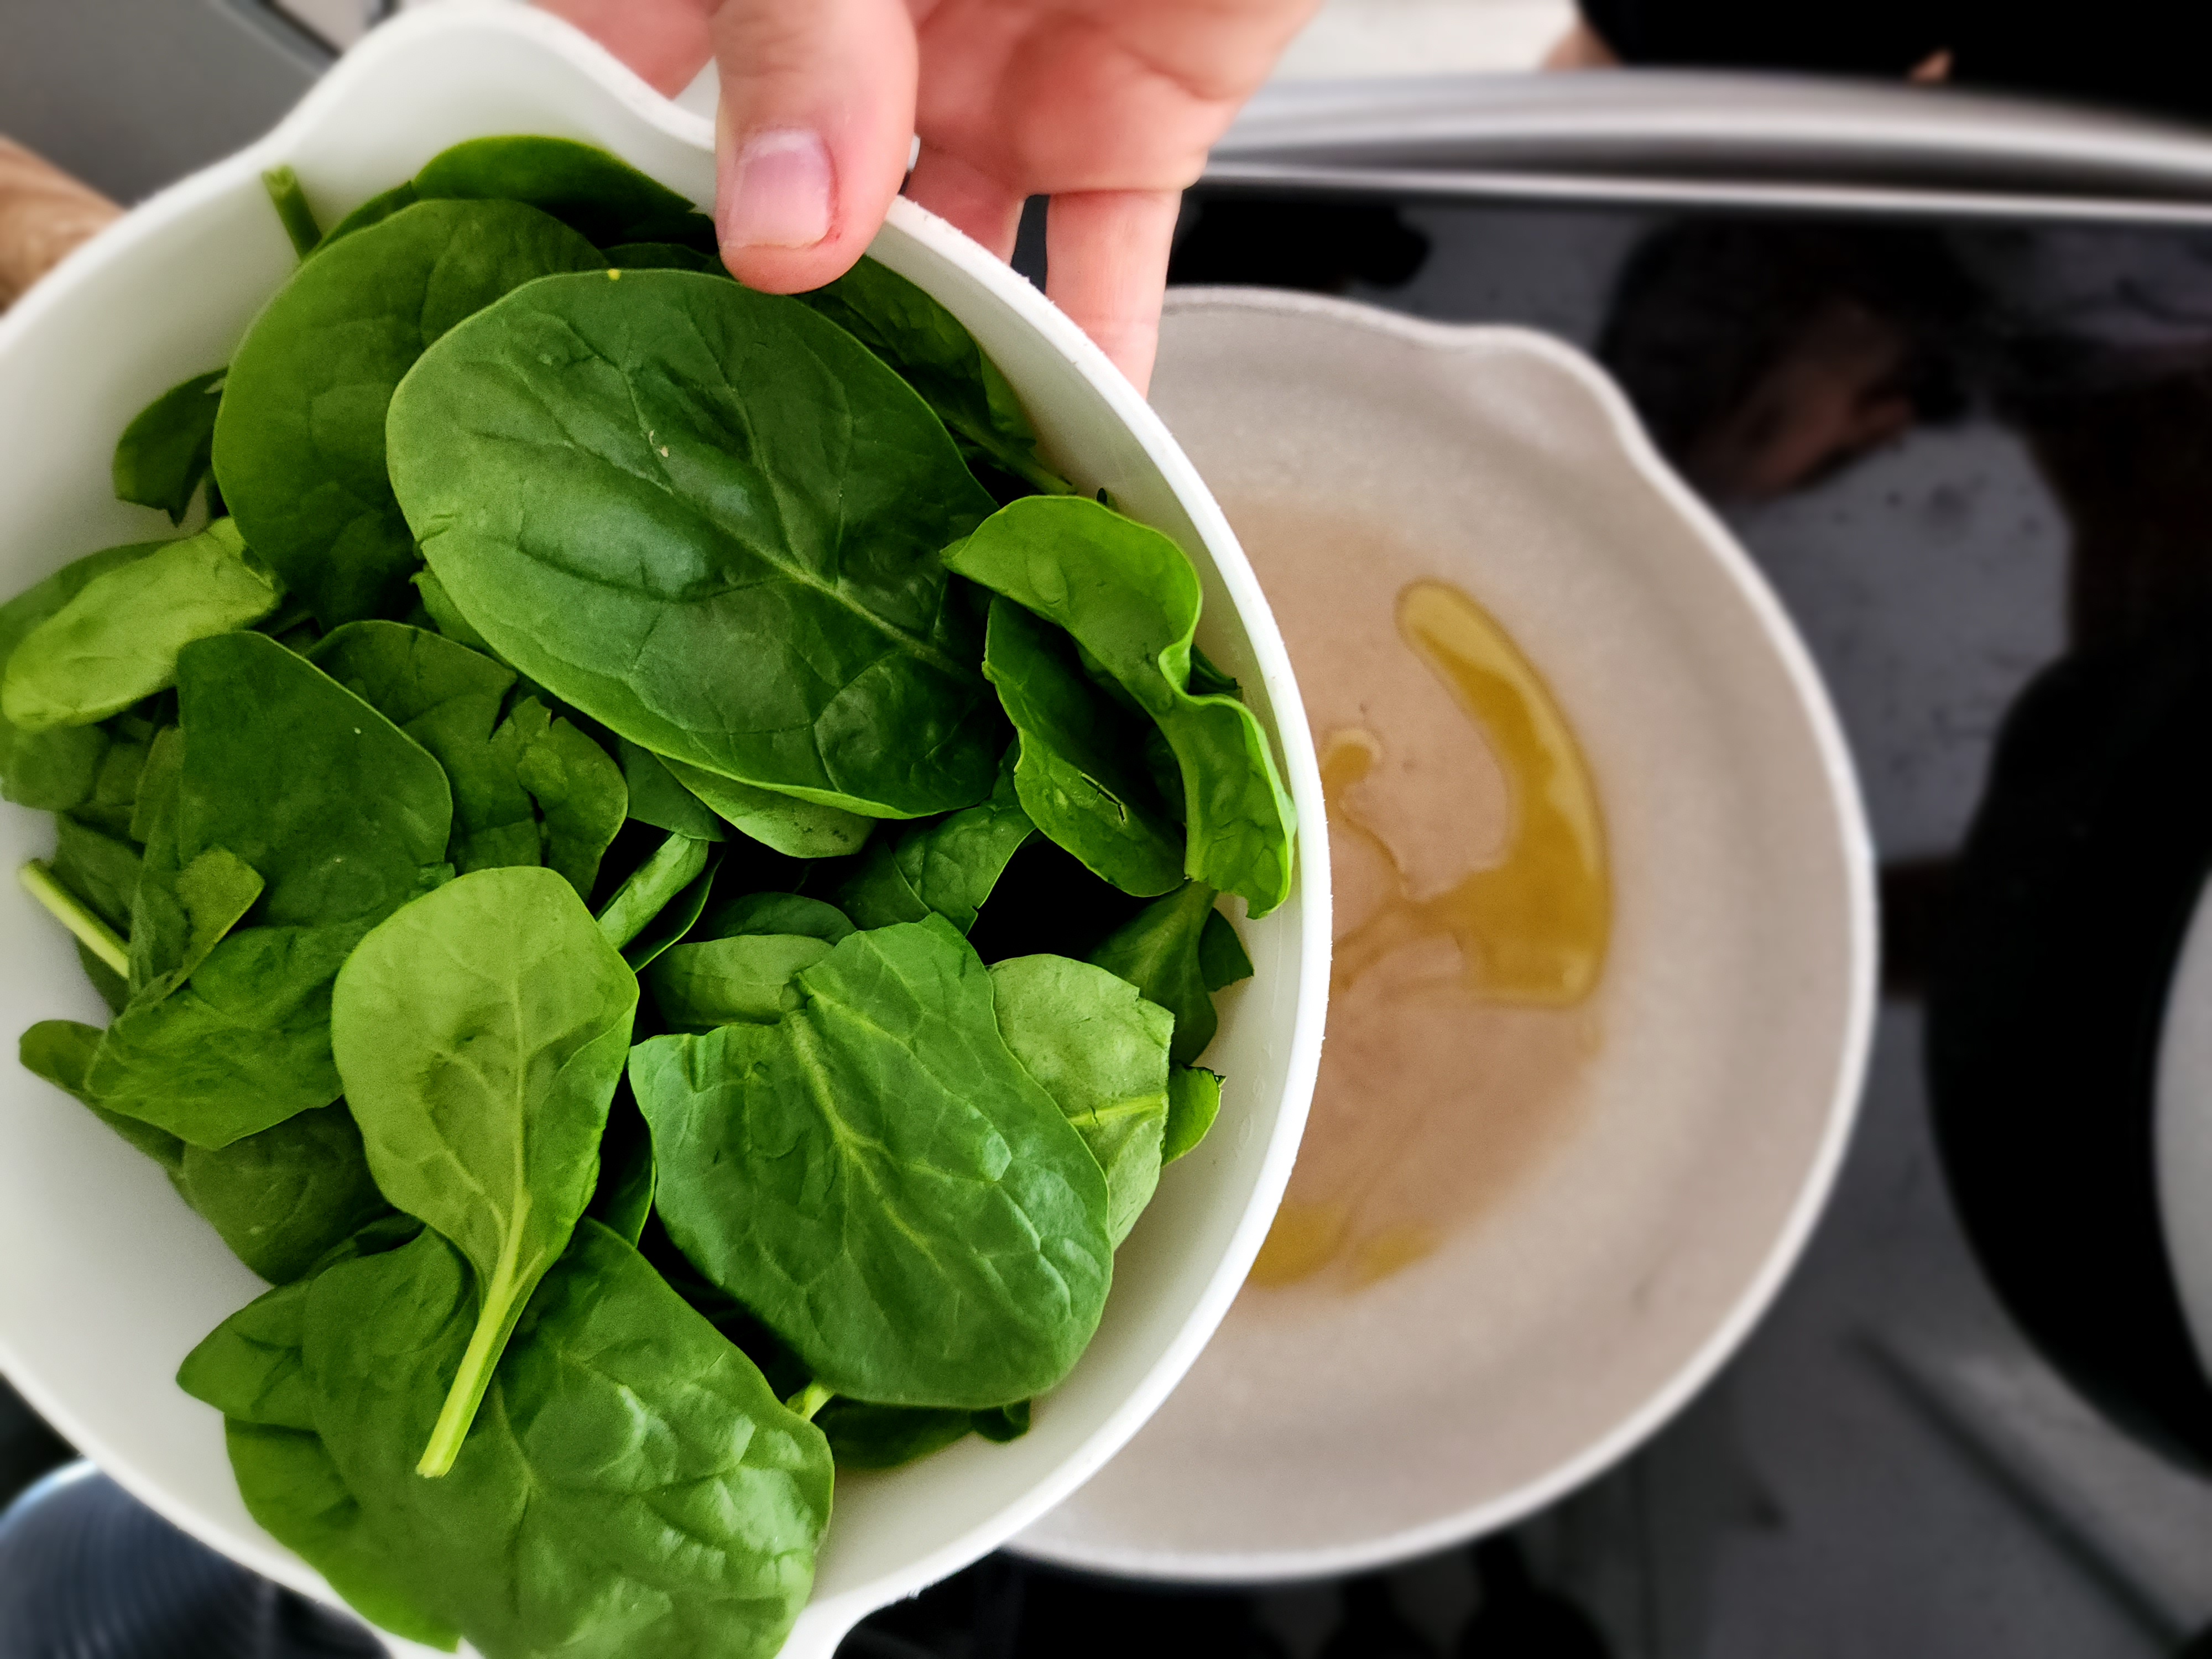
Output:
top-left (8, 22), bottom-right (2212, 1656)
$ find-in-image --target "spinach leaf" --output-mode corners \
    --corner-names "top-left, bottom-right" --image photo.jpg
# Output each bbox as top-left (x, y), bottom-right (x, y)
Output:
top-left (409, 569), bottom-right (492, 653)
top-left (618, 738), bottom-right (726, 841)
top-left (832, 746), bottom-right (1034, 931)
top-left (646, 932), bottom-right (832, 1029)
top-left (302, 1222), bottom-right (832, 1657)
top-left (412, 135), bottom-right (717, 249)
top-left (944, 496), bottom-right (1296, 915)
top-left (2, 520), bottom-right (284, 731)
top-left (661, 753), bottom-right (873, 859)
top-left (0, 541), bottom-right (164, 810)
top-left (1201, 906), bottom-right (1255, 992)
top-left (51, 815), bottom-right (142, 933)
top-left (596, 831), bottom-right (711, 954)
top-left (113, 369), bottom-right (225, 523)
top-left (310, 621), bottom-right (626, 894)
top-left (19, 1019), bottom-right (186, 1175)
top-left (1164, 1066), bottom-right (1224, 1164)
top-left (213, 199), bottom-right (604, 626)
top-left (632, 914), bottom-right (1113, 1407)
top-left (388, 268), bottom-right (1004, 819)
top-left (620, 848), bottom-right (718, 972)
top-left (313, 182), bottom-right (419, 254)
top-left (796, 257), bottom-right (1070, 498)
top-left (587, 1083), bottom-right (655, 1247)
top-left (815, 1401), bottom-right (974, 1470)
top-left (179, 1100), bottom-right (393, 1284)
top-left (980, 595), bottom-right (1181, 897)
top-left (64, 717), bottom-right (156, 842)
top-left (86, 632), bottom-right (452, 1147)
top-left (330, 865), bottom-right (637, 1477)
top-left (695, 891), bottom-right (853, 944)
top-left (1088, 880), bottom-right (1233, 1068)
top-left (990, 954), bottom-right (1172, 1245)
top-left (606, 241), bottom-right (728, 273)
top-left (177, 1219), bottom-right (460, 1652)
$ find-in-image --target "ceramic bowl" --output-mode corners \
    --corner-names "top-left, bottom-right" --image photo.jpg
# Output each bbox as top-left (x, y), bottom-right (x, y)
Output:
top-left (0, 11), bottom-right (1328, 1653)
top-left (1016, 289), bottom-right (1875, 1578)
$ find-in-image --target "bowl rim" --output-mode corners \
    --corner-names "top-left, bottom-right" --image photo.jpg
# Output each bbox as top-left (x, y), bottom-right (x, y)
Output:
top-left (0, 7), bottom-right (1329, 1645)
top-left (1013, 284), bottom-right (1879, 1583)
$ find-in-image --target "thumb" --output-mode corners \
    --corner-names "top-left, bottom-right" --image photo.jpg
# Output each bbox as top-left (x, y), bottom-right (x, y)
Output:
top-left (708, 0), bottom-right (916, 294)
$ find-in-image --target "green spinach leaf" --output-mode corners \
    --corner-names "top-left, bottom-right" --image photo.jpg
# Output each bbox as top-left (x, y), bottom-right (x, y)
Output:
top-left (213, 199), bottom-right (603, 626)
top-left (944, 496), bottom-right (1295, 915)
top-left (661, 752), bottom-right (873, 858)
top-left (179, 1100), bottom-right (393, 1284)
top-left (694, 891), bottom-right (853, 944)
top-left (302, 1222), bottom-right (831, 1657)
top-left (796, 257), bottom-right (1069, 498)
top-left (646, 932), bottom-right (833, 1029)
top-left (989, 953), bottom-right (1172, 1245)
top-left (86, 633), bottom-right (451, 1147)
top-left (2, 520), bottom-right (283, 732)
top-left (980, 595), bottom-right (1181, 897)
top-left (632, 914), bottom-right (1112, 1407)
top-left (19, 1018), bottom-right (186, 1175)
top-left (310, 621), bottom-right (626, 894)
top-left (411, 135), bottom-right (717, 249)
top-left (330, 865), bottom-right (637, 1477)
top-left (596, 831), bottom-right (711, 954)
top-left (832, 745), bottom-right (1034, 932)
top-left (1088, 880), bottom-right (1234, 1068)
top-left (0, 541), bottom-right (164, 810)
top-left (388, 268), bottom-right (1004, 818)
top-left (620, 848), bottom-right (718, 972)
top-left (113, 369), bottom-right (225, 523)
top-left (1164, 1066), bottom-right (1224, 1163)
top-left (618, 738), bottom-right (726, 841)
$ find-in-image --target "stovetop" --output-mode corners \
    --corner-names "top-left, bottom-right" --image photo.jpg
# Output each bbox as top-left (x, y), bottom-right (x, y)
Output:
top-left (6, 8), bottom-right (2212, 1657)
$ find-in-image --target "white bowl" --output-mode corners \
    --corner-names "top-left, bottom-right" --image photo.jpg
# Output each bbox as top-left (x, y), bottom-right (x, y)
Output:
top-left (1016, 290), bottom-right (1875, 1579)
top-left (0, 11), bottom-right (1328, 1653)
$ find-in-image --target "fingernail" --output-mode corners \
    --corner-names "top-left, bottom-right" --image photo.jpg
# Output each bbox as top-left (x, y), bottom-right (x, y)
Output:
top-left (721, 128), bottom-right (833, 249)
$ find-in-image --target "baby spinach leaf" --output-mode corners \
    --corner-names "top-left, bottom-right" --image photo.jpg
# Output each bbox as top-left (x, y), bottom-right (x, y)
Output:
top-left (178, 1221), bottom-right (460, 1652)
top-left (113, 369), bottom-right (225, 524)
top-left (832, 747), bottom-right (1034, 932)
top-left (796, 257), bottom-right (1070, 498)
top-left (945, 496), bottom-right (1296, 916)
top-left (661, 753), bottom-right (874, 859)
top-left (1164, 1067), bottom-right (1224, 1164)
top-left (587, 1083), bottom-right (656, 1247)
top-left (816, 1400), bottom-right (975, 1470)
top-left (621, 848), bottom-right (718, 972)
top-left (330, 865), bottom-right (638, 1478)
top-left (1201, 906), bottom-right (1255, 992)
top-left (214, 199), bottom-right (604, 626)
top-left (974, 1398), bottom-right (1033, 1442)
top-left (618, 738), bottom-right (726, 841)
top-left (980, 596), bottom-right (1181, 898)
top-left (179, 1100), bottom-right (393, 1285)
top-left (127, 756), bottom-right (265, 1005)
top-left (989, 953), bottom-right (1172, 1245)
top-left (695, 891), bottom-right (854, 944)
top-left (0, 541), bottom-right (164, 810)
top-left (1088, 880), bottom-right (1229, 1068)
top-left (388, 268), bottom-right (1004, 819)
top-left (309, 621), bottom-right (626, 894)
top-left (313, 182), bottom-right (418, 254)
top-left (408, 569), bottom-right (492, 653)
top-left (63, 719), bottom-right (155, 842)
top-left (596, 831), bottom-right (711, 954)
top-left (51, 815), bottom-right (142, 933)
top-left (632, 914), bottom-right (1113, 1407)
top-left (87, 633), bottom-right (452, 1147)
top-left (2, 520), bottom-right (284, 732)
top-left (412, 134), bottom-right (717, 249)
top-left (646, 933), bottom-right (833, 1029)
top-left (302, 1222), bottom-right (832, 1658)
top-left (19, 1018), bottom-right (186, 1175)
top-left (606, 241), bottom-right (729, 274)
top-left (262, 165), bottom-right (322, 258)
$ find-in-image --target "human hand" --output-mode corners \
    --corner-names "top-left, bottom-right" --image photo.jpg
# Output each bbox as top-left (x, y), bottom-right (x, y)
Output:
top-left (538, 0), bottom-right (1318, 392)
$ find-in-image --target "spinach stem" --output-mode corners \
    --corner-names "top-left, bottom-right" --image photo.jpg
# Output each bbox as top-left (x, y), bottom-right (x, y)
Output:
top-left (261, 166), bottom-right (322, 259)
top-left (19, 862), bottom-right (128, 975)
top-left (786, 1381), bottom-right (834, 1422)
top-left (416, 1222), bottom-right (532, 1479)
